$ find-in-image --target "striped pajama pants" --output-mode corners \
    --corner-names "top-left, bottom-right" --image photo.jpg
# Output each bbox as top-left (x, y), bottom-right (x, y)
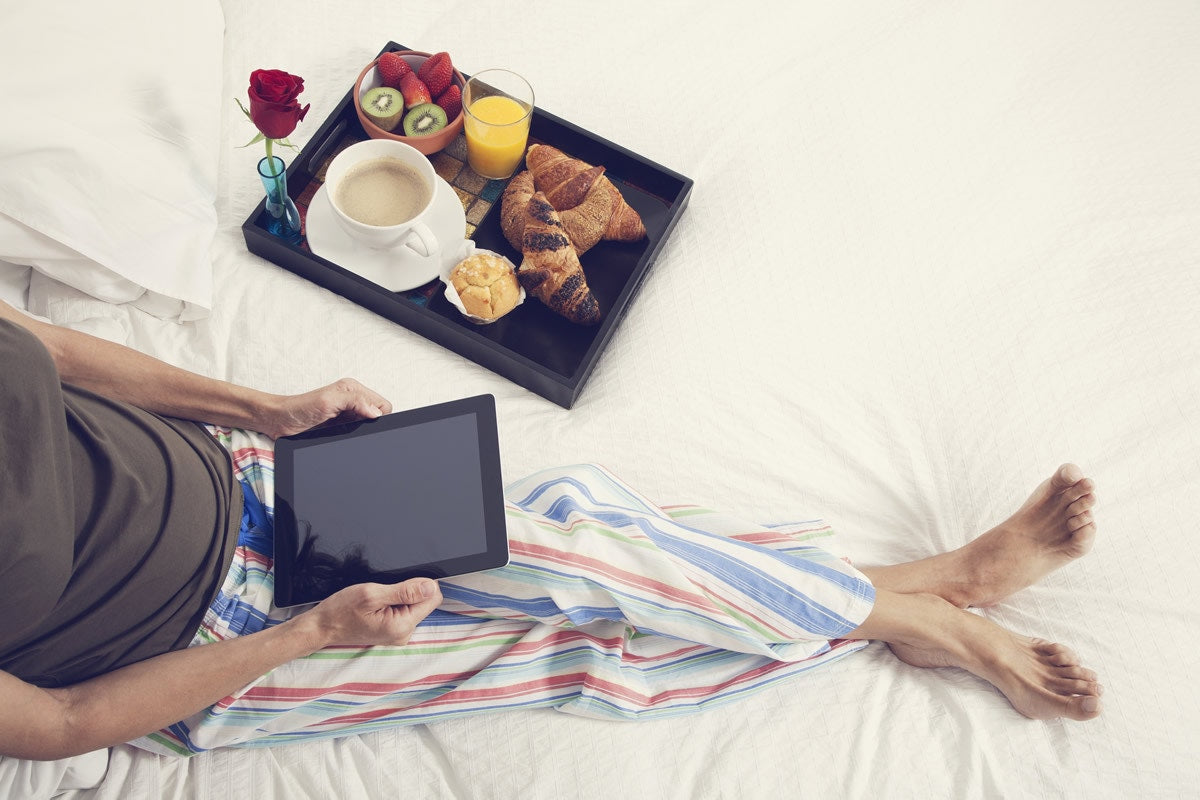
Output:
top-left (136, 429), bottom-right (876, 756)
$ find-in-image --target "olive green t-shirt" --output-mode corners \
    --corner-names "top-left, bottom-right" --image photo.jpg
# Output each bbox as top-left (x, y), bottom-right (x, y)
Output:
top-left (0, 318), bottom-right (242, 687)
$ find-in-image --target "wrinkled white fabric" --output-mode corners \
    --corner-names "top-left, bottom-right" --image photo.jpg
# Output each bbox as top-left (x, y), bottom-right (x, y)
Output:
top-left (3, 0), bottom-right (1197, 797)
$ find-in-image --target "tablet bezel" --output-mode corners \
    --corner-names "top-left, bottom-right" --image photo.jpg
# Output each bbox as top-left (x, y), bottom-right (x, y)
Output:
top-left (271, 393), bottom-right (508, 607)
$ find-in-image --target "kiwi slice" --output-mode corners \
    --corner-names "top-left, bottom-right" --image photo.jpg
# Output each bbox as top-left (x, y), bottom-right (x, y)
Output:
top-left (402, 102), bottom-right (448, 137)
top-left (362, 87), bottom-right (404, 131)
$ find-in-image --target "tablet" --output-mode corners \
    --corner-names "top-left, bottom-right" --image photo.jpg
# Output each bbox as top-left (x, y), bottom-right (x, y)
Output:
top-left (272, 394), bottom-right (509, 607)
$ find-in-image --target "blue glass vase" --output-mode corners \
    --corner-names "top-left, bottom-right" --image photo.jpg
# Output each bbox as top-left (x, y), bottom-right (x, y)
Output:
top-left (257, 156), bottom-right (303, 245)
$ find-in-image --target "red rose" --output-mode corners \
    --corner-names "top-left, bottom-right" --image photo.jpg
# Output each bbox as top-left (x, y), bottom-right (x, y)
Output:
top-left (248, 69), bottom-right (310, 140)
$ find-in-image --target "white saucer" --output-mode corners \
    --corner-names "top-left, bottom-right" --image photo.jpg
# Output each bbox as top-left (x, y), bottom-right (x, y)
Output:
top-left (306, 176), bottom-right (469, 292)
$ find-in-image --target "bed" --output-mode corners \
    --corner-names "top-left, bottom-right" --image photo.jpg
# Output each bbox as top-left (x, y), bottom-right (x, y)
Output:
top-left (1, 0), bottom-right (1197, 797)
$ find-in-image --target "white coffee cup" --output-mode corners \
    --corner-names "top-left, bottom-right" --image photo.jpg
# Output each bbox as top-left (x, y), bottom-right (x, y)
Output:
top-left (324, 139), bottom-right (440, 256)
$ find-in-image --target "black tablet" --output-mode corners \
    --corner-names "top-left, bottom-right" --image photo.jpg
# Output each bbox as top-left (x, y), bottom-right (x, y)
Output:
top-left (272, 394), bottom-right (509, 607)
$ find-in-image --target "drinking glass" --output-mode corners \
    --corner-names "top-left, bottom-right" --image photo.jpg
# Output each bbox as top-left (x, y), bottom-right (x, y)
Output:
top-left (463, 69), bottom-right (535, 180)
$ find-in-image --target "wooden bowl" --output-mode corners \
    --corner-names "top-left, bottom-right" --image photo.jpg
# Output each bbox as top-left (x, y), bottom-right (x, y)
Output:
top-left (353, 50), bottom-right (465, 156)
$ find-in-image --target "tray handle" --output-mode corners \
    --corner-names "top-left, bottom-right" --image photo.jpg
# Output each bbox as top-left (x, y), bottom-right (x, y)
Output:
top-left (297, 118), bottom-right (349, 178)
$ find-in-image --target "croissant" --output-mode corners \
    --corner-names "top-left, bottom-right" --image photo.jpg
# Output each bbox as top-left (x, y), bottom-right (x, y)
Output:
top-left (525, 144), bottom-right (646, 244)
top-left (517, 192), bottom-right (601, 325)
top-left (501, 170), bottom-right (612, 255)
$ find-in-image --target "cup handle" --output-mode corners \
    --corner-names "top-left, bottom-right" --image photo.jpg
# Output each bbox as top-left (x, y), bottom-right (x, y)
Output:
top-left (403, 222), bottom-right (440, 259)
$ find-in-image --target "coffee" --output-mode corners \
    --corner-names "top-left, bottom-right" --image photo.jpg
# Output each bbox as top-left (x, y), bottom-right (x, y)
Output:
top-left (333, 156), bottom-right (432, 227)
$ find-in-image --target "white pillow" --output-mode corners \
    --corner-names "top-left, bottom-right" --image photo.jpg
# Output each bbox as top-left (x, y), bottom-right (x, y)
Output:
top-left (0, 1), bottom-right (224, 321)
top-left (0, 261), bottom-right (31, 311)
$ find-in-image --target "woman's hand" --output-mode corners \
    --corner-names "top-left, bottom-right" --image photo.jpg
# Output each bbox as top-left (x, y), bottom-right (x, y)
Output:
top-left (1, 578), bottom-right (443, 761)
top-left (300, 579), bottom-right (443, 648)
top-left (260, 378), bottom-right (393, 438)
top-left (0, 301), bottom-right (395, 436)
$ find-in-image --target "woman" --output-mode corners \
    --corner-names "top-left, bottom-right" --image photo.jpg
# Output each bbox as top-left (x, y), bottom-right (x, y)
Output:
top-left (0, 300), bottom-right (1102, 760)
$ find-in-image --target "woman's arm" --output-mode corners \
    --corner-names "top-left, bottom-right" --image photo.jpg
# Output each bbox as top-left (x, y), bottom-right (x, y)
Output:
top-left (0, 579), bottom-right (441, 761)
top-left (0, 300), bottom-right (392, 437)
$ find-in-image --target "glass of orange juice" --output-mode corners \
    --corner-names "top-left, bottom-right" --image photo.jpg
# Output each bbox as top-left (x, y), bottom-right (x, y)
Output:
top-left (463, 69), bottom-right (535, 180)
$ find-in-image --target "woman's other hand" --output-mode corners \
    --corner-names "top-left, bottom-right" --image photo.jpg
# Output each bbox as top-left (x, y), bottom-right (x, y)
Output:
top-left (301, 579), bottom-right (443, 648)
top-left (261, 378), bottom-right (392, 438)
top-left (0, 577), bottom-right (442, 761)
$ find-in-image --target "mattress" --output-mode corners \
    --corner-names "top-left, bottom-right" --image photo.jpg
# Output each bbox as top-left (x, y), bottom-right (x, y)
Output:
top-left (2, 0), bottom-right (1197, 797)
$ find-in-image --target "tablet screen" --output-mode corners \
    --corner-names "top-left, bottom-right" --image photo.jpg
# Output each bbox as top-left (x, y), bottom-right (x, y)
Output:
top-left (272, 394), bottom-right (508, 607)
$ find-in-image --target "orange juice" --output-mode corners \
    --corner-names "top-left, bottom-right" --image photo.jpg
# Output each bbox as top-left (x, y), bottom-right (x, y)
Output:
top-left (464, 95), bottom-right (532, 179)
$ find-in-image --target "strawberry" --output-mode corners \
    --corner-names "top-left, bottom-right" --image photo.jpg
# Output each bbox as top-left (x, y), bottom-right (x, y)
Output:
top-left (398, 72), bottom-right (432, 108)
top-left (418, 51), bottom-right (454, 97)
top-left (377, 52), bottom-right (412, 89)
top-left (435, 84), bottom-right (462, 121)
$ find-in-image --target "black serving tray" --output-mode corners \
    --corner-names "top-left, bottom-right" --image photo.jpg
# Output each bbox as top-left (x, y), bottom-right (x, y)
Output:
top-left (242, 42), bottom-right (693, 408)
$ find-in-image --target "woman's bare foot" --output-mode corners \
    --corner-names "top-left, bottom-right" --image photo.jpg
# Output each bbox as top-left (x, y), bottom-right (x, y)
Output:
top-left (957, 463), bottom-right (1097, 606)
top-left (862, 464), bottom-right (1098, 607)
top-left (859, 591), bottom-right (1103, 721)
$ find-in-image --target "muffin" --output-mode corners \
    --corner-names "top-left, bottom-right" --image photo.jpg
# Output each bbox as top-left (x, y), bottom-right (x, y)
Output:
top-left (449, 252), bottom-right (521, 321)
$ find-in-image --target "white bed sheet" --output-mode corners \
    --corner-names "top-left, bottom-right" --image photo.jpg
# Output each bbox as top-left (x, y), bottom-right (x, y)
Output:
top-left (16, 0), bottom-right (1197, 797)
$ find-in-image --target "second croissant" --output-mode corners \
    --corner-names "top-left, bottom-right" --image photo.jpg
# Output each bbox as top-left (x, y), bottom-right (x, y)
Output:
top-left (517, 192), bottom-right (602, 326)
top-left (501, 145), bottom-right (647, 256)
